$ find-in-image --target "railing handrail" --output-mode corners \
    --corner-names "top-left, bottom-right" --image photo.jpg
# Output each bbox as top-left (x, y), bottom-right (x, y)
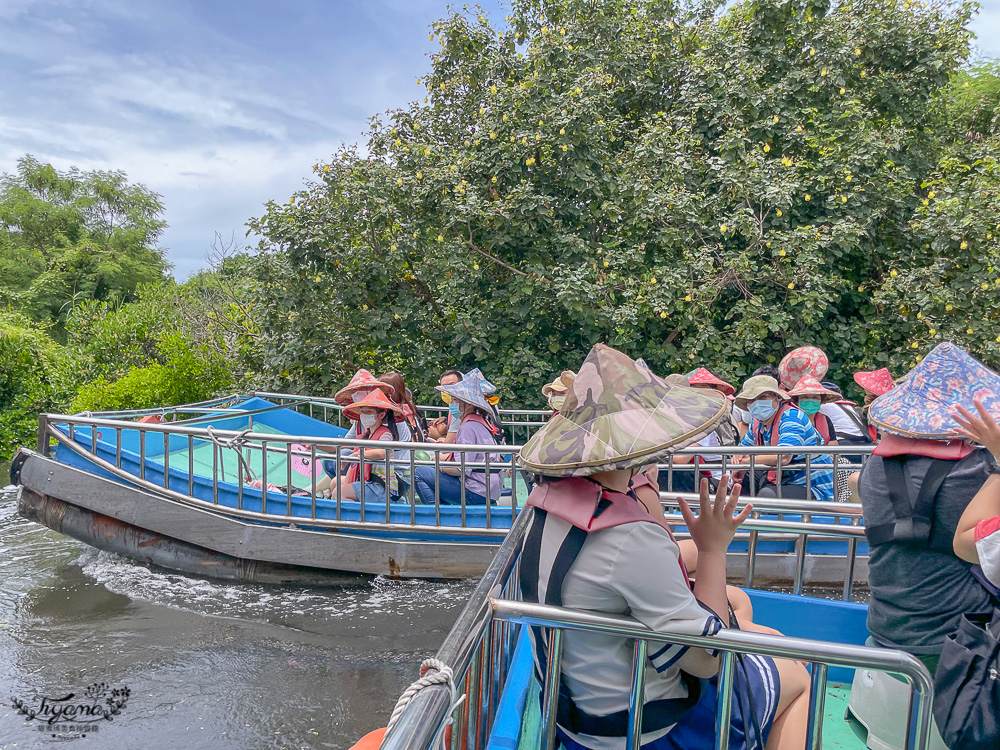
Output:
top-left (45, 412), bottom-right (874, 457)
top-left (490, 598), bottom-right (934, 750)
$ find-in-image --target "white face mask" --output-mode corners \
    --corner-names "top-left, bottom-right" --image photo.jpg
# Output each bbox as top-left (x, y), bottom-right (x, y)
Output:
top-left (352, 389), bottom-right (372, 403)
top-left (359, 413), bottom-right (378, 431)
top-left (547, 395), bottom-right (566, 411)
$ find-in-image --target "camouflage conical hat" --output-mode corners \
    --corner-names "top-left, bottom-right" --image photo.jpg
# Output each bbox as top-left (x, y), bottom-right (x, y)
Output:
top-left (518, 344), bottom-right (728, 477)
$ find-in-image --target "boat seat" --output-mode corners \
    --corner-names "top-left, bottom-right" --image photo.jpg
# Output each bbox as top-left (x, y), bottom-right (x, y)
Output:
top-left (846, 667), bottom-right (949, 750)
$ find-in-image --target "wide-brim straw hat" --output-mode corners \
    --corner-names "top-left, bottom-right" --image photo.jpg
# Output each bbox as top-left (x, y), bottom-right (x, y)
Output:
top-left (854, 368), bottom-right (895, 397)
top-left (734, 375), bottom-right (791, 410)
top-left (342, 389), bottom-right (404, 422)
top-left (517, 344), bottom-right (728, 477)
top-left (779, 346), bottom-right (829, 389)
top-left (788, 375), bottom-right (840, 403)
top-left (542, 370), bottom-right (577, 397)
top-left (688, 367), bottom-right (736, 397)
top-left (868, 342), bottom-right (1000, 439)
top-left (437, 372), bottom-right (493, 412)
top-left (334, 369), bottom-right (392, 406)
top-left (463, 368), bottom-right (497, 395)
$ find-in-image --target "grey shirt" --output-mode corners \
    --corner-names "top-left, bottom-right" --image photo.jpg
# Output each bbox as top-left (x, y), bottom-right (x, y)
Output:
top-left (859, 449), bottom-right (996, 655)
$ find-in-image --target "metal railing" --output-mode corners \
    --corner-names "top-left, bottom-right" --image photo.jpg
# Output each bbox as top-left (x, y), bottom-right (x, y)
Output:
top-left (380, 506), bottom-right (936, 750)
top-left (34, 409), bottom-right (873, 588)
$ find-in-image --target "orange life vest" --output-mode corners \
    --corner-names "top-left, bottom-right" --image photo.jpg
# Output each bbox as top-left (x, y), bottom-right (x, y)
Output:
top-left (345, 424), bottom-right (392, 484)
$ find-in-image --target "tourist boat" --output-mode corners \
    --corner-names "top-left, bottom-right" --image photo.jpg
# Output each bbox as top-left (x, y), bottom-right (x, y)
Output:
top-left (379, 507), bottom-right (943, 750)
top-left (12, 394), bottom-right (870, 585)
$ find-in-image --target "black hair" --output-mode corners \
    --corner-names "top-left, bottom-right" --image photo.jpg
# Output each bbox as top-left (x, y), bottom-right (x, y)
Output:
top-left (441, 369), bottom-right (463, 381)
top-left (752, 365), bottom-right (781, 380)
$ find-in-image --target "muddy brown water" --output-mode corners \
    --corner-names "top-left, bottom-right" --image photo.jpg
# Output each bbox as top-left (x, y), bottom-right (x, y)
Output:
top-left (0, 484), bottom-right (476, 750)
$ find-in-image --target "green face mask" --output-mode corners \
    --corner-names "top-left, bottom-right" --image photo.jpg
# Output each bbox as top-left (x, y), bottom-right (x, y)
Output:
top-left (548, 395), bottom-right (566, 412)
top-left (798, 398), bottom-right (822, 415)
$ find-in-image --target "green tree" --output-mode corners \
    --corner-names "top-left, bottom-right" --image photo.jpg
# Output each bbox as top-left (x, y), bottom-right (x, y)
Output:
top-left (250, 0), bottom-right (983, 403)
top-left (0, 155), bottom-right (170, 328)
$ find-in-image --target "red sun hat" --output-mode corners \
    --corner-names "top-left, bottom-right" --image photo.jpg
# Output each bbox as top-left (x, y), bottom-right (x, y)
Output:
top-left (853, 368), bottom-right (895, 397)
top-left (779, 346), bottom-right (829, 389)
top-left (334, 369), bottom-right (391, 406)
top-left (787, 375), bottom-right (840, 403)
top-left (342, 389), bottom-right (404, 422)
top-left (688, 367), bottom-right (736, 397)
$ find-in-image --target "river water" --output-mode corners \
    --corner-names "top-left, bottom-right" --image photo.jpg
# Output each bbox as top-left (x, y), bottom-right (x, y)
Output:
top-left (0, 484), bottom-right (476, 750)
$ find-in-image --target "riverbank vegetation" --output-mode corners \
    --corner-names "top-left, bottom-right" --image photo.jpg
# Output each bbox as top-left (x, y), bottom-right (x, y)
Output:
top-left (2, 0), bottom-right (999, 457)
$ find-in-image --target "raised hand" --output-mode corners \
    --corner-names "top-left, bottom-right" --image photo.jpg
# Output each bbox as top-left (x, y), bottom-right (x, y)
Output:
top-left (953, 399), bottom-right (1000, 462)
top-left (677, 475), bottom-right (752, 555)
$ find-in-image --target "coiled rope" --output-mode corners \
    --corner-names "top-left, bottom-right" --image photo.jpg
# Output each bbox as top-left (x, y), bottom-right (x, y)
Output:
top-left (206, 426), bottom-right (255, 482)
top-left (385, 658), bottom-right (460, 744)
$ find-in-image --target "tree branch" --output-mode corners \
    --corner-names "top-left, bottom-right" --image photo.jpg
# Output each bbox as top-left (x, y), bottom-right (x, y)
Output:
top-left (464, 224), bottom-right (528, 276)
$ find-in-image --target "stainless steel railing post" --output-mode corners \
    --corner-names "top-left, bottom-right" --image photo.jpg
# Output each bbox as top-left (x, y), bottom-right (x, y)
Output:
top-left (540, 628), bottom-right (564, 750)
top-left (805, 662), bottom-right (828, 750)
top-left (714, 651), bottom-right (736, 750)
top-left (626, 639), bottom-right (648, 750)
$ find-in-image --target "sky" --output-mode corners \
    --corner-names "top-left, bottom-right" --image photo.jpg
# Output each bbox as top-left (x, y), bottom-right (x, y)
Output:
top-left (1, 0), bottom-right (997, 279)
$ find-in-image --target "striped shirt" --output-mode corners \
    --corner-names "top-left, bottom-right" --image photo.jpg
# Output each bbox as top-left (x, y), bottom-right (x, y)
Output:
top-left (740, 406), bottom-right (835, 502)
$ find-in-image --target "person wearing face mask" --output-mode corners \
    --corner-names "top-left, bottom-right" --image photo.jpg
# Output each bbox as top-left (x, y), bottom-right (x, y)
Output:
top-left (542, 370), bottom-right (576, 416)
top-left (328, 389), bottom-right (406, 502)
top-left (786, 376), bottom-right (839, 446)
top-left (313, 370), bottom-right (395, 496)
top-left (730, 375), bottom-right (835, 502)
top-left (412, 372), bottom-right (503, 505)
top-left (427, 369), bottom-right (464, 442)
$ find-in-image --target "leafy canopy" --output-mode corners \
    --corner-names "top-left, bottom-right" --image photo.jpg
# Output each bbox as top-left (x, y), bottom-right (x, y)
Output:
top-left (247, 0), bottom-right (985, 403)
top-left (0, 155), bottom-right (170, 328)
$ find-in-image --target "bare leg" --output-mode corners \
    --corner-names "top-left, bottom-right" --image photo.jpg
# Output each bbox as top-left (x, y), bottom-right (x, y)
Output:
top-left (726, 585), bottom-right (753, 623)
top-left (765, 656), bottom-right (810, 750)
top-left (314, 474), bottom-right (333, 493)
top-left (337, 476), bottom-right (359, 501)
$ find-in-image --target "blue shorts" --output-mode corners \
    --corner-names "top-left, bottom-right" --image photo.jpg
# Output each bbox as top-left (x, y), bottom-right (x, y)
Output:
top-left (349, 481), bottom-right (388, 504)
top-left (558, 654), bottom-right (780, 750)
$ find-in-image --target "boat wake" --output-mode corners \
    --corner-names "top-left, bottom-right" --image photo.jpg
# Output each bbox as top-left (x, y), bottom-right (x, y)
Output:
top-left (73, 547), bottom-right (477, 624)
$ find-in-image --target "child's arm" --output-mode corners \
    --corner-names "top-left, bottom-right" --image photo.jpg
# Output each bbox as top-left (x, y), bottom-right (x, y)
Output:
top-left (952, 400), bottom-right (1000, 563)
top-left (955, 475), bottom-right (1000, 563)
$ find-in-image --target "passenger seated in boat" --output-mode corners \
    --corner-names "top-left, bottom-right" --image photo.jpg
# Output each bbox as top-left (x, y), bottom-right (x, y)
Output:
top-left (859, 343), bottom-right (999, 671)
top-left (853, 368), bottom-right (894, 443)
top-left (730, 375), bottom-right (835, 501)
top-left (787, 377), bottom-right (839, 447)
top-left (319, 390), bottom-right (407, 503)
top-left (665, 368), bottom-right (739, 492)
top-left (378, 372), bottom-right (426, 443)
top-left (949, 400), bottom-right (1000, 589)
top-left (413, 372), bottom-right (503, 505)
top-left (542, 370), bottom-right (576, 417)
top-left (427, 369), bottom-right (463, 442)
top-left (518, 344), bottom-right (810, 750)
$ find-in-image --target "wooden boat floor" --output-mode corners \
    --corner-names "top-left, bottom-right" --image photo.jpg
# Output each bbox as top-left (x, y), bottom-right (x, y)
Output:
top-left (514, 680), bottom-right (866, 749)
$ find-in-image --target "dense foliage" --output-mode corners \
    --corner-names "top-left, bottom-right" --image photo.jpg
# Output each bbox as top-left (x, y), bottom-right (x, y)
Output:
top-left (250, 0), bottom-right (995, 405)
top-left (0, 156), bottom-right (170, 329)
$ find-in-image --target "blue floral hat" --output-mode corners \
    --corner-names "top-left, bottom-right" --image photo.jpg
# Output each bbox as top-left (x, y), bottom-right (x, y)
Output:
top-left (463, 368), bottom-right (497, 395)
top-left (436, 372), bottom-right (493, 412)
top-left (869, 342), bottom-right (1000, 439)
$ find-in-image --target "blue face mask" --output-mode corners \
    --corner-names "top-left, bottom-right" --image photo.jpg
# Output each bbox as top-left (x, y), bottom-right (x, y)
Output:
top-left (448, 402), bottom-right (461, 419)
top-left (749, 400), bottom-right (777, 423)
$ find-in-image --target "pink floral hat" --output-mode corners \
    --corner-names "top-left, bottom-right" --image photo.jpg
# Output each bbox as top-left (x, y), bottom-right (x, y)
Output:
top-left (779, 346), bottom-right (829, 389)
top-left (687, 367), bottom-right (736, 397)
top-left (853, 368), bottom-right (895, 397)
top-left (334, 370), bottom-right (391, 406)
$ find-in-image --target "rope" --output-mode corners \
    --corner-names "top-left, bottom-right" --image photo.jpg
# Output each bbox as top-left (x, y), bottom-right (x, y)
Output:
top-left (206, 426), bottom-right (256, 482)
top-left (385, 658), bottom-right (456, 740)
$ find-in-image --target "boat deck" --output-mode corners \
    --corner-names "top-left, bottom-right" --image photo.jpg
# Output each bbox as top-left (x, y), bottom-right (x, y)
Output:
top-left (512, 680), bottom-right (864, 749)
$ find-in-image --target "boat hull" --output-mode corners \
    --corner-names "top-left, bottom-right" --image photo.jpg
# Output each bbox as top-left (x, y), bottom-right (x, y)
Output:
top-left (16, 450), bottom-right (502, 580)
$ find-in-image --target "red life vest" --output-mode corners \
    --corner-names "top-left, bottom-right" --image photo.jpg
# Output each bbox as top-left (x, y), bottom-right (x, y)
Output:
top-left (345, 424), bottom-right (392, 484)
top-left (747, 402), bottom-right (803, 486)
top-left (526, 476), bottom-right (689, 582)
top-left (812, 413), bottom-right (833, 445)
